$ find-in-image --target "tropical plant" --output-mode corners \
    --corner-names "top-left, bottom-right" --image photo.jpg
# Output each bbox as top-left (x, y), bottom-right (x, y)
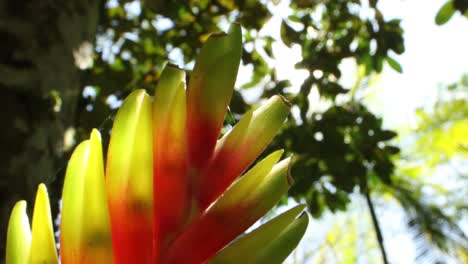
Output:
top-left (5, 25), bottom-right (308, 264)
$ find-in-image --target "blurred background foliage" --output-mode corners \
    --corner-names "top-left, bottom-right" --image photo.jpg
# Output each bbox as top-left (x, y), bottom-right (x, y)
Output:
top-left (72, 0), bottom-right (468, 262)
top-left (394, 74), bottom-right (468, 261)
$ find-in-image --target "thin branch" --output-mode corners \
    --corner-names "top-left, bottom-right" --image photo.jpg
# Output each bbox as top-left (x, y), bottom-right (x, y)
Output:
top-left (365, 191), bottom-right (389, 264)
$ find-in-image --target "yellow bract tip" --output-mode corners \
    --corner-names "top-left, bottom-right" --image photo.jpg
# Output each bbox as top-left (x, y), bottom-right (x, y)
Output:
top-left (29, 184), bottom-right (58, 264)
top-left (6, 200), bottom-right (31, 264)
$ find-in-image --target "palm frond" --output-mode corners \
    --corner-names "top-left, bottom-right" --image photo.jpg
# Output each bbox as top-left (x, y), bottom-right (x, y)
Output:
top-left (388, 182), bottom-right (467, 263)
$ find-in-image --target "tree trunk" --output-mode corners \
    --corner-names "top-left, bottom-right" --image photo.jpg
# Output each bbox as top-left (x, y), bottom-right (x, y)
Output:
top-left (0, 0), bottom-right (100, 260)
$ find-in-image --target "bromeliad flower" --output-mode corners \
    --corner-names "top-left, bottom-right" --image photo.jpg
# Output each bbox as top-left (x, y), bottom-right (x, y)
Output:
top-left (5, 24), bottom-right (308, 264)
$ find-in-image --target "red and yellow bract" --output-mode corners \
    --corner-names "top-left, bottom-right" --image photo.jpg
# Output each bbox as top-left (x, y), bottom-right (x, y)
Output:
top-left (5, 24), bottom-right (309, 264)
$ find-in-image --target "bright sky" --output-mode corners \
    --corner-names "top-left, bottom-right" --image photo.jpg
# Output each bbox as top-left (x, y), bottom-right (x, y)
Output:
top-left (367, 0), bottom-right (468, 129)
top-left (369, 1), bottom-right (468, 263)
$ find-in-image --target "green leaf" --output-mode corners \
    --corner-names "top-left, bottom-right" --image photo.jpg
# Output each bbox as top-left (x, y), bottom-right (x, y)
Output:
top-left (435, 1), bottom-right (456, 25)
top-left (385, 56), bottom-right (403, 73)
top-left (377, 130), bottom-right (398, 141)
top-left (280, 20), bottom-right (300, 47)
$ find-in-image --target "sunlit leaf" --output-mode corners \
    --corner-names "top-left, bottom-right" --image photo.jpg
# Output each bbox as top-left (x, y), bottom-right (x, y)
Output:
top-left (435, 1), bottom-right (456, 25)
top-left (385, 56), bottom-right (403, 73)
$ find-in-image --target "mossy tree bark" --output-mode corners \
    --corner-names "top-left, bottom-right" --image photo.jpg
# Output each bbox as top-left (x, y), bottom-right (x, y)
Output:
top-left (0, 0), bottom-right (100, 260)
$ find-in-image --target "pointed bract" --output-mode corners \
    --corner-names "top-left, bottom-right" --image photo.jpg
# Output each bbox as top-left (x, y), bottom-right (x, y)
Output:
top-left (106, 90), bottom-right (153, 264)
top-left (153, 64), bottom-right (188, 256)
top-left (29, 184), bottom-right (58, 264)
top-left (252, 212), bottom-right (309, 264)
top-left (197, 95), bottom-right (290, 210)
top-left (61, 141), bottom-right (88, 263)
top-left (6, 201), bottom-right (31, 264)
top-left (61, 130), bottom-right (113, 264)
top-left (208, 205), bottom-right (307, 264)
top-left (187, 24), bottom-right (242, 173)
top-left (163, 154), bottom-right (292, 264)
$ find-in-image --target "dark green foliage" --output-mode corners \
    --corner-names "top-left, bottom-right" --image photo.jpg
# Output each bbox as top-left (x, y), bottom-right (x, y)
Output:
top-left (274, 103), bottom-right (398, 216)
